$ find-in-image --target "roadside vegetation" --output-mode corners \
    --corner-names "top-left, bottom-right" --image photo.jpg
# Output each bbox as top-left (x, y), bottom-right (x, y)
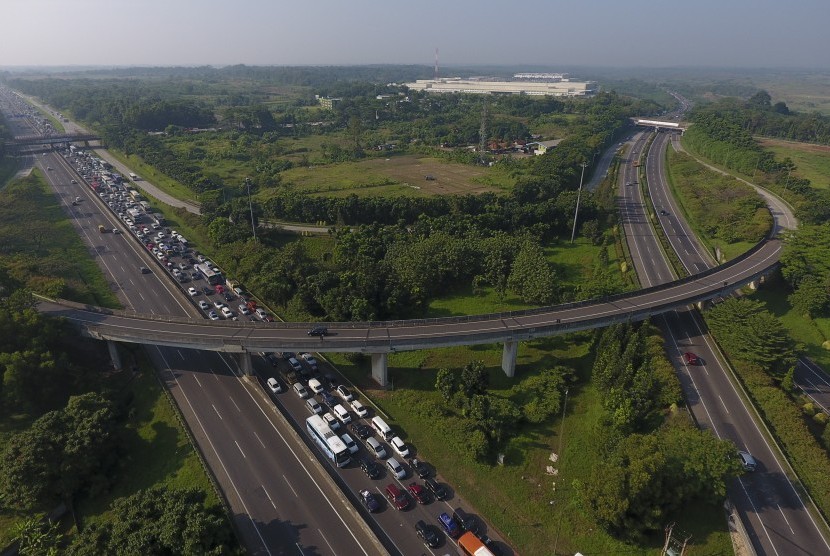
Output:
top-left (678, 92), bottom-right (830, 525)
top-left (0, 171), bottom-right (235, 553)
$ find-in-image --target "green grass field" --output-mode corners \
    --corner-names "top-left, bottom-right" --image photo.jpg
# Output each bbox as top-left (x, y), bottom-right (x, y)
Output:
top-left (0, 170), bottom-right (120, 308)
top-left (758, 138), bottom-right (830, 190)
top-left (272, 154), bottom-right (514, 199)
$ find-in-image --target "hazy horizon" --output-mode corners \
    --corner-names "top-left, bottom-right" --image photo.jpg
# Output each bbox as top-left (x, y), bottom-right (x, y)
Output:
top-left (1, 0), bottom-right (828, 69)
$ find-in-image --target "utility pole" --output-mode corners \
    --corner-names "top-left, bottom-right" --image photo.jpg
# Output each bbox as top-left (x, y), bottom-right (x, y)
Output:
top-left (245, 177), bottom-right (257, 241)
top-left (570, 162), bottom-right (588, 244)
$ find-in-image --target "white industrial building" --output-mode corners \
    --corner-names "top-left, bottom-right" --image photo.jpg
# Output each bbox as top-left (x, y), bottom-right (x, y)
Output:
top-left (406, 76), bottom-right (597, 97)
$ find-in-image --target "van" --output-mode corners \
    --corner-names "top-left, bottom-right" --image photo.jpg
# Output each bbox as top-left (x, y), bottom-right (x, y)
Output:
top-left (371, 416), bottom-right (393, 441)
top-left (306, 398), bottom-right (322, 415)
top-left (308, 378), bottom-right (324, 394)
top-left (333, 404), bottom-right (352, 424)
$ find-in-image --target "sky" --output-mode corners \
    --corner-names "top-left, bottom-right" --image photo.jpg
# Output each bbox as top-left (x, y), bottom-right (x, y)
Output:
top-left (1, 0), bottom-right (829, 69)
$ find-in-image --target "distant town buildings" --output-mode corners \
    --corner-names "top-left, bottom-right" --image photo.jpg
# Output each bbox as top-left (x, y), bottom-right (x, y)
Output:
top-left (406, 74), bottom-right (597, 97)
top-left (316, 96), bottom-right (341, 109)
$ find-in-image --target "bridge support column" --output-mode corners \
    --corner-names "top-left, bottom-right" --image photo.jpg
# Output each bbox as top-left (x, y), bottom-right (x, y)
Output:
top-left (107, 340), bottom-right (122, 371)
top-left (239, 352), bottom-right (254, 377)
top-left (502, 341), bottom-right (518, 378)
top-left (371, 353), bottom-right (388, 388)
top-left (748, 280), bottom-right (757, 291)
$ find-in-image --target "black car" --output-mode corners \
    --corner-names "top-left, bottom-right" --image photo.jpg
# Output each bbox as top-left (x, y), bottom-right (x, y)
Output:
top-left (360, 457), bottom-right (381, 480)
top-left (307, 326), bottom-right (329, 337)
top-left (424, 477), bottom-right (448, 501)
top-left (478, 534), bottom-right (503, 556)
top-left (410, 458), bottom-right (430, 479)
top-left (264, 354), bottom-right (279, 367)
top-left (223, 292), bottom-right (235, 302)
top-left (281, 351), bottom-right (295, 361)
top-left (202, 286), bottom-right (214, 295)
top-left (359, 489), bottom-right (381, 512)
top-left (352, 422), bottom-right (373, 440)
top-left (452, 508), bottom-right (479, 534)
top-left (415, 520), bottom-right (440, 549)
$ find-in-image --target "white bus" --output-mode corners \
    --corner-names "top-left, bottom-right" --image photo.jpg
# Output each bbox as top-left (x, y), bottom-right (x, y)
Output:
top-left (306, 415), bottom-right (350, 467)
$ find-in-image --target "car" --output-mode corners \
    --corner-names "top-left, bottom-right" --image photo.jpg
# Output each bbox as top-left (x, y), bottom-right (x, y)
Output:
top-left (207, 311), bottom-right (220, 321)
top-left (264, 353), bottom-right (279, 367)
top-left (172, 269), bottom-right (181, 277)
top-left (659, 209), bottom-right (669, 216)
top-left (288, 357), bottom-right (303, 373)
top-left (198, 300), bottom-right (210, 310)
top-left (178, 262), bottom-right (189, 270)
top-left (322, 412), bottom-right (340, 430)
top-left (738, 450), bottom-right (757, 472)
top-left (308, 378), bottom-right (324, 394)
top-left (478, 534), bottom-right (503, 556)
top-left (360, 457), bottom-right (381, 479)
top-left (390, 436), bottom-right (410, 458)
top-left (410, 458), bottom-right (430, 479)
top-left (238, 304), bottom-right (251, 315)
top-left (306, 399), bottom-right (322, 415)
top-left (350, 399), bottom-right (369, 418)
top-left (438, 512), bottom-right (462, 539)
top-left (202, 286), bottom-right (214, 295)
top-left (386, 457), bottom-right (406, 480)
top-left (187, 287), bottom-right (198, 296)
top-left (683, 351), bottom-right (701, 365)
top-left (266, 377), bottom-right (283, 394)
top-left (300, 352), bottom-right (318, 367)
top-left (359, 489), bottom-right (381, 512)
top-left (415, 520), bottom-right (440, 549)
top-left (352, 422), bottom-right (373, 440)
top-left (213, 301), bottom-right (226, 310)
top-left (46, 166), bottom-right (53, 171)
top-left (293, 382), bottom-right (309, 399)
top-left (139, 266), bottom-right (151, 274)
top-left (424, 477), bottom-right (448, 501)
top-left (70, 179), bottom-right (77, 184)
top-left (366, 437), bottom-right (387, 459)
top-left (336, 385), bottom-right (354, 402)
top-left (452, 508), bottom-right (479, 534)
top-left (385, 483), bottom-right (409, 510)
top-left (340, 433), bottom-right (359, 454)
top-left (408, 482), bottom-right (429, 504)
top-left (321, 391), bottom-right (336, 407)
top-left (307, 326), bottom-right (329, 337)
top-left (223, 292), bottom-right (235, 302)
top-left (221, 307), bottom-right (233, 318)
top-left (280, 351), bottom-right (295, 360)
top-left (255, 308), bottom-right (268, 320)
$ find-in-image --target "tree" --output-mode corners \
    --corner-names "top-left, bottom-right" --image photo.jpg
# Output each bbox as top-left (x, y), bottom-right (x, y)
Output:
top-left (459, 360), bottom-right (489, 399)
top-left (435, 367), bottom-right (457, 402)
top-left (11, 517), bottom-right (62, 556)
top-left (69, 487), bottom-right (234, 555)
top-left (789, 278), bottom-right (829, 317)
top-left (508, 240), bottom-right (559, 305)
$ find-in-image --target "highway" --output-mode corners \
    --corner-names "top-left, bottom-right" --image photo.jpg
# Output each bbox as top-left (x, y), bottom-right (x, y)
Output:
top-left (634, 129), bottom-right (829, 555)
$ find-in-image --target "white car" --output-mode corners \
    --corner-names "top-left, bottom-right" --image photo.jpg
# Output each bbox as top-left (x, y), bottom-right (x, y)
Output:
top-left (238, 304), bottom-right (251, 315)
top-left (266, 377), bottom-right (283, 394)
top-left (322, 412), bottom-right (340, 431)
top-left (301, 353), bottom-right (318, 370)
top-left (390, 436), bottom-right (410, 458)
top-left (350, 399), bottom-right (368, 418)
top-left (213, 300), bottom-right (225, 309)
top-left (221, 307), bottom-right (233, 318)
top-left (340, 433), bottom-right (359, 454)
top-left (336, 385), bottom-right (354, 402)
top-left (386, 457), bottom-right (406, 480)
top-left (208, 311), bottom-right (220, 321)
top-left (187, 287), bottom-right (198, 296)
top-left (198, 300), bottom-right (210, 310)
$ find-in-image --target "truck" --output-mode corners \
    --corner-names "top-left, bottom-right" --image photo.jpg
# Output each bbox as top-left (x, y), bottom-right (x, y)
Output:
top-left (129, 172), bottom-right (139, 181)
top-left (98, 224), bottom-right (106, 233)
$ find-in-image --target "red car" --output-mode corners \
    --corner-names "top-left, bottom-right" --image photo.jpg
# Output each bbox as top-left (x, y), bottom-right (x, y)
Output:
top-left (683, 352), bottom-right (701, 365)
top-left (385, 484), bottom-right (410, 511)
top-left (408, 482), bottom-right (429, 504)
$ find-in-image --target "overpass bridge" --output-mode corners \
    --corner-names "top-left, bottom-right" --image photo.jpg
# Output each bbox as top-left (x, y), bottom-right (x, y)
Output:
top-left (6, 133), bottom-right (101, 151)
top-left (39, 236), bottom-right (781, 386)
top-left (633, 119), bottom-right (688, 132)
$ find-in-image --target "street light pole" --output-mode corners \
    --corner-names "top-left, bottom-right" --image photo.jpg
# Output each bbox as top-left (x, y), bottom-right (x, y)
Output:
top-left (570, 162), bottom-right (588, 244)
top-left (245, 177), bottom-right (257, 241)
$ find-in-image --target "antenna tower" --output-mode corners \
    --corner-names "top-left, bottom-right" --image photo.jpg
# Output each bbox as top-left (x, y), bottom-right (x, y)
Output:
top-left (434, 48), bottom-right (439, 80)
top-left (479, 101), bottom-right (489, 165)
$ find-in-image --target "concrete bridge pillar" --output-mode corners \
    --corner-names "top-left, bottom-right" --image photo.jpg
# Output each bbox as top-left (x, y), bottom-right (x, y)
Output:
top-left (371, 353), bottom-right (388, 387)
top-left (107, 340), bottom-right (122, 371)
top-left (502, 341), bottom-right (518, 378)
top-left (239, 352), bottom-right (253, 376)
top-left (748, 280), bottom-right (757, 291)
top-left (696, 300), bottom-right (707, 311)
